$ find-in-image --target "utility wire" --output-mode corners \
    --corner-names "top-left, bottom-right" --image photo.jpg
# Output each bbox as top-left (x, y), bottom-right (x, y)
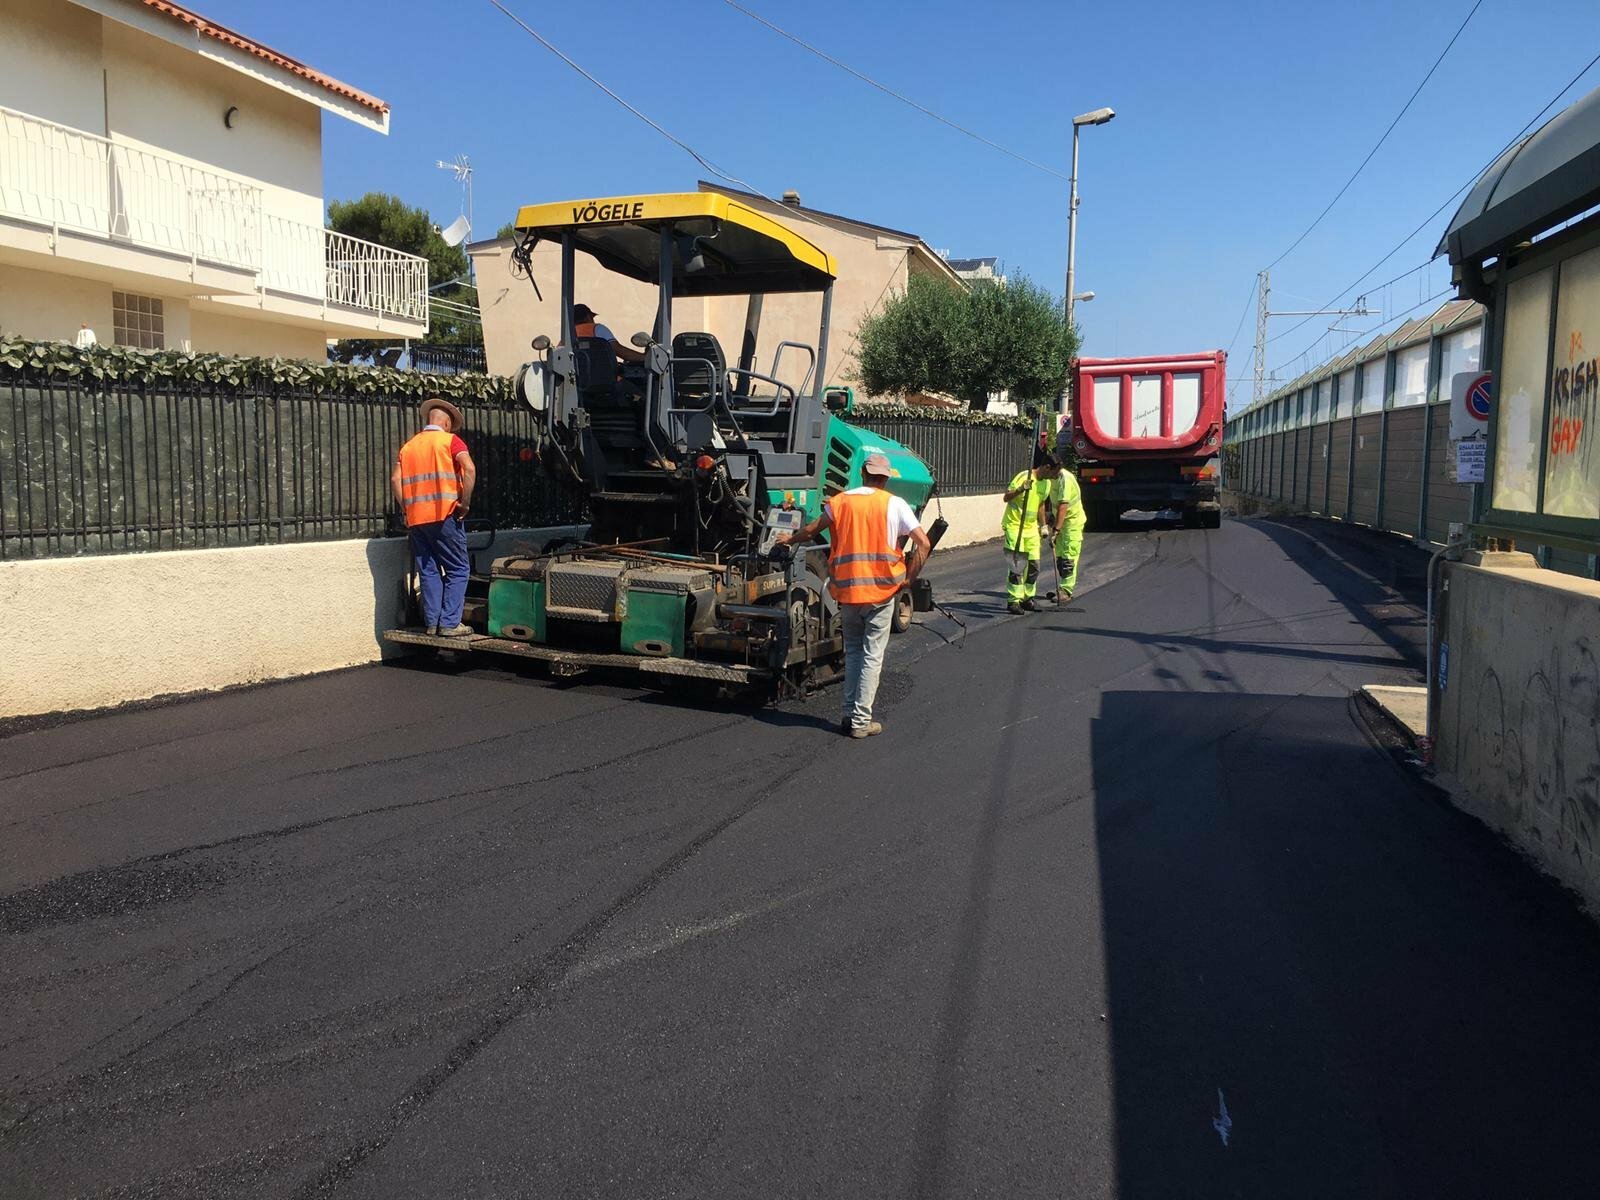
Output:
top-left (485, 0), bottom-right (827, 229)
top-left (1263, 47), bottom-right (1600, 365)
top-left (1271, 286), bottom-right (1455, 382)
top-left (1222, 281), bottom-right (1257, 359)
top-left (1266, 258), bottom-right (1436, 345)
top-left (721, 0), bottom-right (1069, 181)
top-left (1262, 0), bottom-right (1483, 272)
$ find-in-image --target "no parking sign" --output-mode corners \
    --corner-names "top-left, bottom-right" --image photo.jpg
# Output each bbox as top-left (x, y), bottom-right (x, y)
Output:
top-left (1450, 371), bottom-right (1491, 483)
top-left (1450, 371), bottom-right (1492, 441)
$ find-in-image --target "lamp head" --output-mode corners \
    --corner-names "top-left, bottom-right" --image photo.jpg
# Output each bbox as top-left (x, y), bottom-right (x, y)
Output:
top-left (1073, 107), bottom-right (1116, 127)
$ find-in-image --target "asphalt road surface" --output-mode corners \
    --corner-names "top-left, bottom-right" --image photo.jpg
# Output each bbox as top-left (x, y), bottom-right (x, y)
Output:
top-left (5, 517), bottom-right (1600, 1199)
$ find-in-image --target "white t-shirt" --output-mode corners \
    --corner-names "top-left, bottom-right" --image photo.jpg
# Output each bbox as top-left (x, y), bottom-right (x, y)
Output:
top-left (827, 487), bottom-right (922, 551)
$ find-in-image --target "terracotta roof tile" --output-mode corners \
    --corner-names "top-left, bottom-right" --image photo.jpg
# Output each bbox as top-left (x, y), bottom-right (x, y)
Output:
top-left (140, 0), bottom-right (388, 113)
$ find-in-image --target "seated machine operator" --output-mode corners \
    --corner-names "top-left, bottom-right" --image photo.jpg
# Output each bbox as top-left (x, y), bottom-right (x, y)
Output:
top-left (569, 303), bottom-right (645, 365)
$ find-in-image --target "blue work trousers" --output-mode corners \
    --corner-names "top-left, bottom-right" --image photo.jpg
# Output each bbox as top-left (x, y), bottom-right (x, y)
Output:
top-left (409, 516), bottom-right (469, 629)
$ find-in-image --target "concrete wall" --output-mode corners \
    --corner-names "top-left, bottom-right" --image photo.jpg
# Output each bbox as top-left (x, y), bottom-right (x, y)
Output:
top-left (0, 0), bottom-right (107, 132)
top-left (928, 492), bottom-right (1003, 550)
top-left (0, 264), bottom-right (113, 345)
top-left (102, 18), bottom-right (325, 227)
top-left (0, 491), bottom-right (999, 719)
top-left (0, 264), bottom-right (326, 357)
top-left (0, 527), bottom-right (576, 719)
top-left (1437, 557), bottom-right (1600, 913)
top-left (188, 306), bottom-right (327, 359)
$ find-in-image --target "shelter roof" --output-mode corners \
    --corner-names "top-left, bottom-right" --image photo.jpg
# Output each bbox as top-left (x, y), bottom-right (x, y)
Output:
top-left (1439, 84), bottom-right (1600, 266)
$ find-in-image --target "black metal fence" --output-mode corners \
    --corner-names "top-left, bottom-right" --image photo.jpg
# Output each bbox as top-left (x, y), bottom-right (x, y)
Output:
top-left (0, 381), bottom-right (581, 560)
top-left (844, 413), bottom-right (1031, 496)
top-left (410, 344), bottom-right (488, 375)
top-left (2, 386), bottom-right (1025, 560)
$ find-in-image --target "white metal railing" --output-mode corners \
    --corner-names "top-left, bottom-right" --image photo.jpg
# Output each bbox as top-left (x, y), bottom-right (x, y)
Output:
top-left (0, 106), bottom-right (427, 325)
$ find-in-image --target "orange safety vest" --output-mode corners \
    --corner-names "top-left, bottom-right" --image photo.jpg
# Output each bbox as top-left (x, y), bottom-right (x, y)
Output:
top-left (397, 428), bottom-right (462, 526)
top-left (575, 321), bottom-right (597, 338)
top-left (827, 488), bottom-right (907, 606)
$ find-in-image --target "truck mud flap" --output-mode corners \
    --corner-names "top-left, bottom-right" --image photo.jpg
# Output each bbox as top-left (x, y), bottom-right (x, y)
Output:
top-left (381, 629), bottom-right (766, 685)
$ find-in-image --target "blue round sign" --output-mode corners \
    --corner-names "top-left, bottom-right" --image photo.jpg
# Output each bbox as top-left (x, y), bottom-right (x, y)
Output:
top-left (1466, 374), bottom-right (1492, 421)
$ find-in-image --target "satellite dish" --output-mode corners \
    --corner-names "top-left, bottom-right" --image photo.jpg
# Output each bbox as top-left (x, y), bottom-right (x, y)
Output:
top-left (439, 214), bottom-right (471, 247)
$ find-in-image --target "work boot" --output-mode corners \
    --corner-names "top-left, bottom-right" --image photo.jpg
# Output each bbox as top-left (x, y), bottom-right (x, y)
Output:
top-left (1021, 598), bottom-right (1040, 612)
top-left (1006, 601), bottom-right (1023, 615)
top-left (849, 721), bottom-right (883, 739)
top-left (1040, 590), bottom-right (1057, 603)
top-left (1057, 590), bottom-right (1072, 607)
top-left (438, 623), bottom-right (474, 638)
top-left (425, 625), bottom-right (439, 636)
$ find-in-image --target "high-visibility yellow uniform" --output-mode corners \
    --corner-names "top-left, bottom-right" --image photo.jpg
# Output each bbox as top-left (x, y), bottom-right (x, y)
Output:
top-left (1001, 468), bottom-right (1050, 605)
top-left (827, 488), bottom-right (907, 605)
top-left (397, 429), bottom-right (463, 527)
top-left (1048, 469), bottom-right (1088, 597)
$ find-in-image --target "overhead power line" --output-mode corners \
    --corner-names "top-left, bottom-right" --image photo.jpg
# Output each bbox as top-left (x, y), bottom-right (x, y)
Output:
top-left (1270, 285), bottom-right (1455, 383)
top-left (1261, 0), bottom-right (1484, 273)
top-left (721, 0), bottom-right (1069, 181)
top-left (484, 0), bottom-right (826, 229)
top-left (1265, 47), bottom-right (1600, 367)
top-left (1221, 281), bottom-right (1258, 360)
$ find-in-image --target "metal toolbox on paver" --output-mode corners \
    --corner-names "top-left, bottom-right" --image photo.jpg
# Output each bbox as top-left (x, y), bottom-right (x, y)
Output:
top-left (544, 559), bottom-right (627, 622)
top-left (621, 567), bottom-right (715, 657)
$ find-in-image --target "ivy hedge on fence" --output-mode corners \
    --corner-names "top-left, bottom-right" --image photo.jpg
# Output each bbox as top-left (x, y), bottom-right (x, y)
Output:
top-left (842, 401), bottom-right (1031, 432)
top-left (0, 335), bottom-right (513, 403)
top-left (0, 336), bottom-right (1036, 431)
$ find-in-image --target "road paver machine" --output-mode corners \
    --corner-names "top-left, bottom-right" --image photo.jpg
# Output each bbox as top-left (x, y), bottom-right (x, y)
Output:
top-left (384, 191), bottom-right (941, 696)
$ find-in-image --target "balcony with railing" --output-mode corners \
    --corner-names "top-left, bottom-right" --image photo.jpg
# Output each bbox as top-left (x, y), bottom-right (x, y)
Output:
top-left (0, 106), bottom-right (428, 328)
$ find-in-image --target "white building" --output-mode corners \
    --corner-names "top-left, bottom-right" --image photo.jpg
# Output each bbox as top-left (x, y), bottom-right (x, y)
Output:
top-left (0, 0), bottom-right (427, 358)
top-left (945, 256), bottom-right (1004, 287)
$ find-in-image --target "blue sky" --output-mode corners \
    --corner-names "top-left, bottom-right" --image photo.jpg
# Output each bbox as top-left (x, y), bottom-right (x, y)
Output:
top-left (205, 0), bottom-right (1597, 401)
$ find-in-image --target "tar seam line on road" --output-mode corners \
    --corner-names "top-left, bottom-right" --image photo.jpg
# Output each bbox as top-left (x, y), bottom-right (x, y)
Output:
top-left (907, 613), bottom-right (1041, 1194)
top-left (0, 711), bottom-right (751, 903)
top-left (1, 688), bottom-right (640, 830)
top-left (295, 751), bottom-right (821, 1196)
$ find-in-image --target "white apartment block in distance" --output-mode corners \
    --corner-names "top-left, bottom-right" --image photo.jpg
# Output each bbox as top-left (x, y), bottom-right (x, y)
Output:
top-left (0, 0), bottom-right (427, 359)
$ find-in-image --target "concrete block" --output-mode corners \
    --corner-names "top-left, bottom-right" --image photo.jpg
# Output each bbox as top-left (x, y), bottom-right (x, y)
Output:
top-left (1361, 684), bottom-right (1426, 744)
top-left (925, 492), bottom-right (1003, 551)
top-left (1436, 559), bottom-right (1600, 916)
top-left (0, 526), bottom-right (583, 720)
top-left (1461, 549), bottom-right (1541, 569)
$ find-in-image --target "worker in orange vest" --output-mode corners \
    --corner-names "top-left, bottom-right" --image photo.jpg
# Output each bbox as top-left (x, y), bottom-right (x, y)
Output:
top-left (390, 397), bottom-right (477, 637)
top-left (775, 451), bottom-right (931, 738)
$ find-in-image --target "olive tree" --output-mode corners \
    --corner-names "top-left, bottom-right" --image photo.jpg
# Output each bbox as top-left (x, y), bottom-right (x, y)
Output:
top-left (855, 272), bottom-right (1078, 412)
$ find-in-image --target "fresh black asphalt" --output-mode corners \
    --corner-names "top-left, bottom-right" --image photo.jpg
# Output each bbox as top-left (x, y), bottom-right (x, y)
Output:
top-left (3, 517), bottom-right (1600, 1198)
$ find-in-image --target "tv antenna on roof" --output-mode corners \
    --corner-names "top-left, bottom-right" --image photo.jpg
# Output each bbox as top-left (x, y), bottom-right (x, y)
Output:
top-left (434, 154), bottom-right (473, 247)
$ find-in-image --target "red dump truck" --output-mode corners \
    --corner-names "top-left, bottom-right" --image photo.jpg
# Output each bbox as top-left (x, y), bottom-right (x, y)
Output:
top-left (1068, 351), bottom-right (1226, 529)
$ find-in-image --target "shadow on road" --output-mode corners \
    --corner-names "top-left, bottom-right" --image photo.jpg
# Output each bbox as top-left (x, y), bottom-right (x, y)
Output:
top-left (1245, 518), bottom-right (1430, 671)
top-left (1091, 688), bottom-right (1600, 1196)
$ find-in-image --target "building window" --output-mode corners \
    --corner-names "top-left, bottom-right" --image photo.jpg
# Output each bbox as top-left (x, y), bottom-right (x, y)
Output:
top-left (1438, 324), bottom-right (1482, 401)
top-left (113, 291), bottom-right (164, 350)
top-left (1493, 268), bottom-right (1553, 514)
top-left (1544, 245), bottom-right (1600, 518)
top-left (1391, 342), bottom-right (1429, 408)
top-left (1334, 368), bottom-right (1354, 420)
top-left (1359, 357), bottom-right (1385, 414)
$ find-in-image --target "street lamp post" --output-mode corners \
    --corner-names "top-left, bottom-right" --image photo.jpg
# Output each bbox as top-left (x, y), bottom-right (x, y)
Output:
top-left (1062, 106), bottom-right (1115, 415)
